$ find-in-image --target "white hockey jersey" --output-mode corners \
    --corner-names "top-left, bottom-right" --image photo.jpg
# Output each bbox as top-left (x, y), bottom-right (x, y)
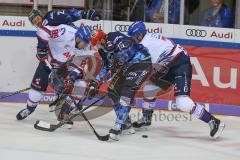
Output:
top-left (36, 24), bottom-right (77, 64)
top-left (140, 33), bottom-right (186, 68)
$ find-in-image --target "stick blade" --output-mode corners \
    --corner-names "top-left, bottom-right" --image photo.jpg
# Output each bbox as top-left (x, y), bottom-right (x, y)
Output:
top-left (97, 134), bottom-right (110, 141)
top-left (34, 120), bottom-right (57, 132)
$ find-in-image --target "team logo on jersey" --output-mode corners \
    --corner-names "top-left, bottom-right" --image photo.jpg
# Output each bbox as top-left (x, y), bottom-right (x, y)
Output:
top-left (35, 78), bottom-right (41, 85)
top-left (50, 28), bottom-right (66, 38)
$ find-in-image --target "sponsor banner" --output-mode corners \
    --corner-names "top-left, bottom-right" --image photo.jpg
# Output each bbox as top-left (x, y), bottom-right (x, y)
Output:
top-left (145, 22), bottom-right (174, 37)
top-left (74, 20), bottom-right (104, 31)
top-left (1, 92), bottom-right (239, 116)
top-left (174, 24), bottom-right (236, 43)
top-left (235, 29), bottom-right (240, 42)
top-left (186, 46), bottom-right (240, 106)
top-left (111, 21), bottom-right (132, 34)
top-left (0, 15), bottom-right (239, 44)
top-left (0, 0), bottom-right (85, 7)
top-left (0, 16), bottom-right (35, 30)
top-left (111, 21), bottom-right (173, 37)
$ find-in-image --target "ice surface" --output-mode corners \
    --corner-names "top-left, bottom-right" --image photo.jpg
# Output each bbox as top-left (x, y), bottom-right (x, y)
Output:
top-left (0, 102), bottom-right (239, 160)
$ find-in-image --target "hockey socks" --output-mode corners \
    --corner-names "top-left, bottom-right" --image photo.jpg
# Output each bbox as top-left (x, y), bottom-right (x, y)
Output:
top-left (113, 105), bottom-right (131, 124)
top-left (191, 104), bottom-right (213, 123)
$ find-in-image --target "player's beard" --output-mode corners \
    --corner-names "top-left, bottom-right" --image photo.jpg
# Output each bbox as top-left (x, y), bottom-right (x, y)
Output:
top-left (76, 41), bottom-right (87, 50)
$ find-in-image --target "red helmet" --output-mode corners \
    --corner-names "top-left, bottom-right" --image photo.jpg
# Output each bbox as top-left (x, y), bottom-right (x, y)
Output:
top-left (90, 29), bottom-right (106, 46)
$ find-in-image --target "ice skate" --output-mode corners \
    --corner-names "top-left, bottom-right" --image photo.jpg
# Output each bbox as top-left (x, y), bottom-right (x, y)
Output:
top-left (121, 117), bottom-right (135, 135)
top-left (132, 116), bottom-right (152, 129)
top-left (57, 109), bottom-right (74, 129)
top-left (209, 117), bottom-right (225, 139)
top-left (16, 107), bottom-right (35, 120)
top-left (109, 123), bottom-right (122, 141)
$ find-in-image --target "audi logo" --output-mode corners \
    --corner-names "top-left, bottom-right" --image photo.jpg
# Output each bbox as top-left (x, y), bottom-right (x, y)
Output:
top-left (114, 24), bottom-right (130, 32)
top-left (186, 29), bottom-right (207, 37)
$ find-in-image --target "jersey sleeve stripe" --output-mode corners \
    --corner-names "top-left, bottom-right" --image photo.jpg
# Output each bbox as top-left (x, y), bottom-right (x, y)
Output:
top-left (37, 35), bottom-right (48, 43)
top-left (69, 63), bottom-right (84, 74)
top-left (41, 26), bottom-right (51, 35)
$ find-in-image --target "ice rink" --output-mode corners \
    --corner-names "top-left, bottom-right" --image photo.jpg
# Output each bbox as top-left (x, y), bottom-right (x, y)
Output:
top-left (0, 102), bottom-right (239, 160)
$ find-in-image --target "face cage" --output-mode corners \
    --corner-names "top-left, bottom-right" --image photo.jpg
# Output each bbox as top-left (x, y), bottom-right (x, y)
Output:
top-left (29, 15), bottom-right (42, 27)
top-left (48, 70), bottom-right (66, 94)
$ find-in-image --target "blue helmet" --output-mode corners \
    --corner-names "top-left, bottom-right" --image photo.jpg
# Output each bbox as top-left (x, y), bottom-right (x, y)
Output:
top-left (84, 25), bottom-right (92, 34)
top-left (127, 21), bottom-right (147, 37)
top-left (75, 25), bottom-right (91, 43)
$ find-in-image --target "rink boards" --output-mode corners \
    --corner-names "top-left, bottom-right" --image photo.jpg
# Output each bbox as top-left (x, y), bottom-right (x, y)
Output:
top-left (0, 16), bottom-right (240, 116)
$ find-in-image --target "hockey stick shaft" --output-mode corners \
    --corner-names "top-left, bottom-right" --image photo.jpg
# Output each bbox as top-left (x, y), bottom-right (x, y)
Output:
top-left (1, 60), bottom-right (51, 100)
top-left (53, 94), bottom-right (107, 130)
top-left (70, 96), bottom-right (109, 141)
top-left (34, 94), bottom-right (107, 131)
top-left (78, 95), bottom-right (106, 113)
top-left (0, 87), bottom-right (31, 100)
top-left (44, 59), bottom-right (52, 69)
top-left (80, 111), bottom-right (109, 141)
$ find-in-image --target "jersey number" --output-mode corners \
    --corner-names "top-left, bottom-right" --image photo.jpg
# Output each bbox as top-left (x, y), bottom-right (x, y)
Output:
top-left (50, 29), bottom-right (59, 38)
top-left (57, 10), bottom-right (65, 15)
top-left (63, 52), bottom-right (71, 59)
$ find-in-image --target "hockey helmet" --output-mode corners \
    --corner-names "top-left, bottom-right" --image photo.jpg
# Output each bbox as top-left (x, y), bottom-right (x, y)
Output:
top-left (75, 25), bottom-right (91, 43)
top-left (90, 29), bottom-right (106, 46)
top-left (29, 9), bottom-right (42, 23)
top-left (128, 21), bottom-right (147, 37)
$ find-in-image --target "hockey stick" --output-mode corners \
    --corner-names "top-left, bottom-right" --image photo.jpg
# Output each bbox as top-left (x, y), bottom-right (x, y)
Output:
top-left (0, 60), bottom-right (51, 100)
top-left (79, 112), bottom-right (109, 141)
top-left (44, 59), bottom-right (52, 70)
top-left (0, 87), bottom-right (31, 100)
top-left (49, 94), bottom-right (108, 142)
top-left (49, 92), bottom-right (68, 112)
top-left (49, 86), bottom-right (97, 112)
top-left (49, 94), bottom-right (83, 112)
top-left (70, 96), bottom-right (109, 141)
top-left (34, 94), bottom-right (107, 132)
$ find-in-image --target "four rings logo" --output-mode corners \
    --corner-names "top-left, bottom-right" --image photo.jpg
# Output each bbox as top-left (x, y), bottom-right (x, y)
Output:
top-left (114, 24), bottom-right (129, 32)
top-left (186, 29), bottom-right (207, 37)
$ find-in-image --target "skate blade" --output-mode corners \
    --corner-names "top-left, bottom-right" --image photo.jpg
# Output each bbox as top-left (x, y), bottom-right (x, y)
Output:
top-left (122, 128), bottom-right (136, 135)
top-left (49, 106), bottom-right (56, 112)
top-left (109, 133), bottom-right (119, 141)
top-left (60, 123), bottom-right (73, 129)
top-left (35, 120), bottom-right (51, 129)
top-left (134, 126), bottom-right (149, 131)
top-left (213, 123), bottom-right (225, 139)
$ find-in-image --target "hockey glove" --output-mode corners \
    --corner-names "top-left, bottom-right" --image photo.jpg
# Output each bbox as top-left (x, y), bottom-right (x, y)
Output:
top-left (63, 71), bottom-right (79, 94)
top-left (152, 65), bottom-right (169, 78)
top-left (36, 48), bottom-right (48, 62)
top-left (64, 75), bottom-right (74, 94)
top-left (150, 68), bottom-right (171, 91)
top-left (81, 9), bottom-right (101, 21)
top-left (86, 80), bottom-right (101, 99)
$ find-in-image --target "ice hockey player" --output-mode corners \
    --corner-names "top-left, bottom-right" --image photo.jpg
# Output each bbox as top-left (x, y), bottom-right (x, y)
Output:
top-left (88, 30), bottom-right (152, 141)
top-left (28, 8), bottom-right (101, 28)
top-left (16, 24), bottom-right (91, 121)
top-left (127, 21), bottom-right (225, 139)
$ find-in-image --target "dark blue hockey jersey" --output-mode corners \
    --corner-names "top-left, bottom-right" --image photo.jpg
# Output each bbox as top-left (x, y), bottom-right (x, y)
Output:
top-left (96, 32), bottom-right (151, 81)
top-left (42, 8), bottom-right (82, 26)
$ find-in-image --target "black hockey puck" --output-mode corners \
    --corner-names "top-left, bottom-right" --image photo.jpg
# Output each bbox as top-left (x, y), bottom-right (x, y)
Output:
top-left (142, 135), bottom-right (148, 138)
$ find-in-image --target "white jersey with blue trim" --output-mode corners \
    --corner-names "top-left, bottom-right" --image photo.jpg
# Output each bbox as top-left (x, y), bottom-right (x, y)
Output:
top-left (74, 44), bottom-right (95, 57)
top-left (140, 33), bottom-right (185, 67)
top-left (36, 24), bottom-right (77, 63)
